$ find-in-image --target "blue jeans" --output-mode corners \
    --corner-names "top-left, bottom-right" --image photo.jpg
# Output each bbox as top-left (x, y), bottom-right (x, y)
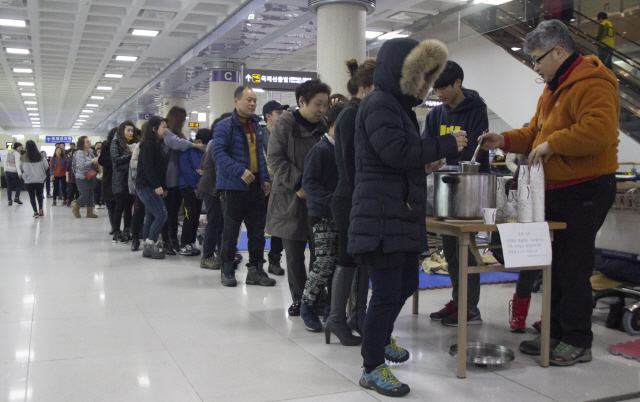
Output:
top-left (201, 192), bottom-right (223, 259)
top-left (5, 172), bottom-right (21, 201)
top-left (137, 187), bottom-right (168, 242)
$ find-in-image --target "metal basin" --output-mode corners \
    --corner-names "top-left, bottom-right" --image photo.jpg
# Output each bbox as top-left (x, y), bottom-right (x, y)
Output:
top-left (449, 343), bottom-right (515, 365)
top-left (433, 172), bottom-right (497, 220)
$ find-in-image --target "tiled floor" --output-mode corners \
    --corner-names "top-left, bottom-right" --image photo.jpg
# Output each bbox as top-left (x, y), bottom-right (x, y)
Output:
top-left (1, 192), bottom-right (640, 402)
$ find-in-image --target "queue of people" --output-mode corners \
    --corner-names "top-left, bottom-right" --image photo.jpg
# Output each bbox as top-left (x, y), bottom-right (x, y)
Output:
top-left (3, 18), bottom-right (619, 398)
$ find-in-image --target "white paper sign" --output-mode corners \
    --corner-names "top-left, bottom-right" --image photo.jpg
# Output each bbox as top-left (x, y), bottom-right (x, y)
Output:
top-left (497, 222), bottom-right (552, 268)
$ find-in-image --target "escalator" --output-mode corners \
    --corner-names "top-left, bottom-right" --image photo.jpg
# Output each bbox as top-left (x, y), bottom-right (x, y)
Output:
top-left (460, 2), bottom-right (640, 143)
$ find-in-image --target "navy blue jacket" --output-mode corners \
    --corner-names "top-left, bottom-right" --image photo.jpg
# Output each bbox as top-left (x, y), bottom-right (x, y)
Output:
top-left (348, 38), bottom-right (459, 255)
top-left (211, 109), bottom-right (270, 191)
top-left (303, 135), bottom-right (338, 219)
top-left (178, 140), bottom-right (205, 190)
top-left (422, 88), bottom-right (490, 172)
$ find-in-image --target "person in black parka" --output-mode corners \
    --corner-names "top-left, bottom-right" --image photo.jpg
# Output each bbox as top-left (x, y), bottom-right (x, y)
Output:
top-left (350, 38), bottom-right (467, 397)
top-left (98, 128), bottom-right (117, 234)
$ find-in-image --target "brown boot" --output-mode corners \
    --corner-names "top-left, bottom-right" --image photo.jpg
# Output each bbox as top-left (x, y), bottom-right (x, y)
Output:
top-left (86, 207), bottom-right (98, 218)
top-left (72, 204), bottom-right (81, 218)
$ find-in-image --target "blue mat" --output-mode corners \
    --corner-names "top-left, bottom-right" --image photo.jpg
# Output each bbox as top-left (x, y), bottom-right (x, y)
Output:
top-left (236, 231), bottom-right (308, 251)
top-left (419, 270), bottom-right (519, 290)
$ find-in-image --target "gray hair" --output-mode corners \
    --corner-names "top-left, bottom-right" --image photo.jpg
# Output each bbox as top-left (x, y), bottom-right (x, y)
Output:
top-left (523, 20), bottom-right (576, 55)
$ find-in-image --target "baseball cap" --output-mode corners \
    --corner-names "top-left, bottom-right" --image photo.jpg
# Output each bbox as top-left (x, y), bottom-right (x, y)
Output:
top-left (262, 100), bottom-right (289, 116)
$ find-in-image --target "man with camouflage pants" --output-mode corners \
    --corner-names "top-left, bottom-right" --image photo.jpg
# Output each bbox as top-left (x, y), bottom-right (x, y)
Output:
top-left (298, 103), bottom-right (345, 332)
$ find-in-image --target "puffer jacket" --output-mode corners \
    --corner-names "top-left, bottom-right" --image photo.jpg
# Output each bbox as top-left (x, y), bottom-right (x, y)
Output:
top-left (98, 139), bottom-right (114, 201)
top-left (348, 38), bottom-right (459, 256)
top-left (211, 109), bottom-right (270, 191)
top-left (267, 110), bottom-right (328, 241)
top-left (110, 133), bottom-right (133, 195)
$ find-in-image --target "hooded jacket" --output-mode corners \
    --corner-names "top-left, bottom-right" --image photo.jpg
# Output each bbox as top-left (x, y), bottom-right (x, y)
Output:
top-left (178, 140), bottom-right (205, 190)
top-left (503, 55), bottom-right (619, 187)
top-left (267, 110), bottom-right (328, 241)
top-left (347, 38), bottom-right (459, 256)
top-left (98, 139), bottom-right (114, 201)
top-left (423, 88), bottom-right (490, 172)
top-left (110, 133), bottom-right (133, 194)
top-left (303, 134), bottom-right (338, 219)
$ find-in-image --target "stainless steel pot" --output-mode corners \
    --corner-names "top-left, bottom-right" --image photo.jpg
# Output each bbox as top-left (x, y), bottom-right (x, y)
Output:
top-left (433, 172), bottom-right (497, 219)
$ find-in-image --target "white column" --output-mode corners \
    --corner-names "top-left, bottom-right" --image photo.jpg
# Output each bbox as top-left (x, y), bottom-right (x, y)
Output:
top-left (315, 2), bottom-right (368, 96)
top-left (209, 69), bottom-right (241, 125)
top-left (135, 106), bottom-right (157, 129)
top-left (159, 92), bottom-right (189, 117)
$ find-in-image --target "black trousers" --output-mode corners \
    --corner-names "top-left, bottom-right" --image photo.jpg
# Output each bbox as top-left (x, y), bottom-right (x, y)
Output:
top-left (443, 235), bottom-right (480, 310)
top-left (94, 181), bottom-right (102, 206)
top-left (26, 183), bottom-right (44, 213)
top-left (220, 181), bottom-right (265, 265)
top-left (161, 187), bottom-right (181, 242)
top-left (106, 200), bottom-right (116, 231)
top-left (180, 187), bottom-right (203, 246)
top-left (131, 195), bottom-right (146, 240)
top-left (359, 246), bottom-right (419, 371)
top-left (114, 192), bottom-right (135, 232)
top-left (547, 174), bottom-right (615, 348)
top-left (66, 182), bottom-right (79, 202)
top-left (45, 174), bottom-right (51, 196)
top-left (53, 176), bottom-right (67, 199)
top-left (265, 194), bottom-right (283, 262)
top-left (202, 192), bottom-right (223, 259)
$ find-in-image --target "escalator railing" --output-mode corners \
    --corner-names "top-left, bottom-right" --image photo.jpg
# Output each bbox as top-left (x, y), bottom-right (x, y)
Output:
top-left (460, 2), bottom-right (640, 141)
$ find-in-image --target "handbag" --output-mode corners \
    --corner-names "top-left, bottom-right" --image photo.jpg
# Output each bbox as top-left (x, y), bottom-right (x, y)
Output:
top-left (84, 170), bottom-right (97, 180)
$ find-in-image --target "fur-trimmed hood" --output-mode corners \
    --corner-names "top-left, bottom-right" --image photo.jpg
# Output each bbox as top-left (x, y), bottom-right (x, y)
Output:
top-left (373, 38), bottom-right (448, 107)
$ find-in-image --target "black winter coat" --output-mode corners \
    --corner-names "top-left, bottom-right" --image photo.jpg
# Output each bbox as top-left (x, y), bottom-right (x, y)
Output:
top-left (98, 139), bottom-right (115, 202)
top-left (348, 38), bottom-right (458, 256)
top-left (302, 135), bottom-right (338, 220)
top-left (110, 133), bottom-right (132, 195)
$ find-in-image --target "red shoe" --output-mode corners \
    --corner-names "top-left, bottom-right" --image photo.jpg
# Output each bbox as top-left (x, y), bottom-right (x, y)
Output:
top-left (509, 294), bottom-right (531, 333)
top-left (38, 210), bottom-right (44, 217)
top-left (66, 200), bottom-right (71, 207)
top-left (430, 300), bottom-right (457, 321)
top-left (532, 320), bottom-right (541, 333)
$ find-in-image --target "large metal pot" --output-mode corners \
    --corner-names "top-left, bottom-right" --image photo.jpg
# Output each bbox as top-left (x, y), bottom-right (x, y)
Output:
top-left (433, 172), bottom-right (497, 219)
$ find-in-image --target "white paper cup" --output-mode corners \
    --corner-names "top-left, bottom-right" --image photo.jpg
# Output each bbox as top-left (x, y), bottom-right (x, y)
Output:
top-left (483, 208), bottom-right (497, 224)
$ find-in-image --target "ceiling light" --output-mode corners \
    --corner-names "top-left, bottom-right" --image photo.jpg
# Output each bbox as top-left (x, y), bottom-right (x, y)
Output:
top-left (191, 111), bottom-right (198, 114)
top-left (366, 31), bottom-right (384, 39)
top-left (115, 55), bottom-right (138, 62)
top-left (131, 29), bottom-right (159, 37)
top-left (474, 0), bottom-right (510, 4)
top-left (91, 96), bottom-right (104, 100)
top-left (511, 46), bottom-right (522, 51)
top-left (378, 31), bottom-right (409, 40)
top-left (26, 107), bottom-right (38, 111)
top-left (24, 101), bottom-right (37, 105)
top-left (207, 106), bottom-right (210, 109)
top-left (30, 118), bottom-right (40, 120)
top-left (79, 115), bottom-right (89, 118)
top-left (13, 68), bottom-right (32, 73)
top-left (0, 19), bottom-right (27, 27)
top-left (6, 48), bottom-right (30, 54)
top-left (96, 86), bottom-right (112, 91)
top-left (252, 88), bottom-right (265, 92)
top-left (105, 74), bottom-right (123, 78)
top-left (82, 110), bottom-right (94, 113)
top-left (86, 104), bottom-right (99, 107)
top-left (21, 93), bottom-right (36, 97)
top-left (18, 82), bottom-right (34, 86)
top-left (28, 113), bottom-right (39, 116)
top-left (77, 119), bottom-right (87, 122)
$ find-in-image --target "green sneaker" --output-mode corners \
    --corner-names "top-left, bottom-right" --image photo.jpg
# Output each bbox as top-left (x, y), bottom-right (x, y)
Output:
top-left (384, 336), bottom-right (410, 363)
top-left (359, 363), bottom-right (410, 397)
top-left (519, 335), bottom-right (560, 356)
top-left (550, 342), bottom-right (592, 366)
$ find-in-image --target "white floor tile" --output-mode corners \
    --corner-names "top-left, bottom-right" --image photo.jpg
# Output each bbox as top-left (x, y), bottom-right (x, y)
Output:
top-left (32, 289), bottom-right (141, 321)
top-left (26, 351), bottom-right (201, 402)
top-left (0, 294), bottom-right (34, 324)
top-left (0, 321), bottom-right (32, 365)
top-left (0, 363), bottom-right (28, 402)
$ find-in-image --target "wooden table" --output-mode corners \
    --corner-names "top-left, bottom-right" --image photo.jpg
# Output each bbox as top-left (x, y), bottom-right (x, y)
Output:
top-left (417, 217), bottom-right (567, 378)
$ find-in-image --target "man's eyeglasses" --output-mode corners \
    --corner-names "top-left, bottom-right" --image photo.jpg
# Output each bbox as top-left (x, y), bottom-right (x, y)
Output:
top-left (532, 47), bottom-right (556, 66)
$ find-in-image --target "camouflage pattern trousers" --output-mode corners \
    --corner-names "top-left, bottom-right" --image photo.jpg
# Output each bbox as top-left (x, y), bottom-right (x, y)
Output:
top-left (302, 217), bottom-right (339, 305)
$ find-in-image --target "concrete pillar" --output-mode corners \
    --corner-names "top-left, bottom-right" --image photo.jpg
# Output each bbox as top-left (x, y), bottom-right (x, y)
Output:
top-left (311, 0), bottom-right (374, 96)
top-left (159, 91), bottom-right (189, 117)
top-left (209, 69), bottom-right (241, 125)
top-left (135, 105), bottom-right (157, 129)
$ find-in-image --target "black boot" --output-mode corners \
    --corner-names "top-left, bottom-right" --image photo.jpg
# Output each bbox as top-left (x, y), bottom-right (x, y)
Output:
top-left (246, 263), bottom-right (276, 286)
top-left (162, 241), bottom-right (176, 256)
top-left (267, 254), bottom-right (285, 276)
top-left (221, 261), bottom-right (237, 287)
top-left (347, 266), bottom-right (369, 336)
top-left (288, 299), bottom-right (301, 316)
top-left (131, 238), bottom-right (140, 251)
top-left (325, 265), bottom-right (361, 346)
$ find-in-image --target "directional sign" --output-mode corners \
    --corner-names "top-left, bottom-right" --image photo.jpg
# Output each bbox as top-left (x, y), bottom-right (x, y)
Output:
top-left (243, 69), bottom-right (317, 90)
top-left (45, 136), bottom-right (73, 144)
top-left (188, 123), bottom-right (200, 128)
top-left (210, 70), bottom-right (240, 83)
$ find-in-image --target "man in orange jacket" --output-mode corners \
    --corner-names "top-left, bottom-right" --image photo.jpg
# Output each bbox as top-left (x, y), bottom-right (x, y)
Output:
top-left (481, 20), bottom-right (619, 366)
